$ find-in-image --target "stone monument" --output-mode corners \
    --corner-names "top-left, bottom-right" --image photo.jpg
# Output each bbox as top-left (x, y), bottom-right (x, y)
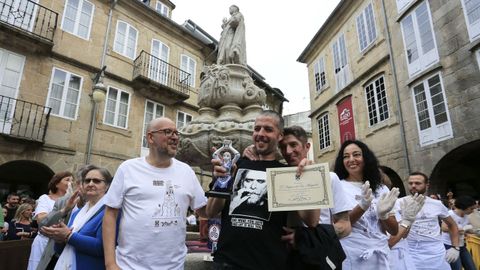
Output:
top-left (176, 5), bottom-right (266, 169)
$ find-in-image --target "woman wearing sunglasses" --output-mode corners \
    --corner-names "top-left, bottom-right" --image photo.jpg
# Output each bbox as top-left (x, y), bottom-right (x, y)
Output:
top-left (43, 165), bottom-right (112, 270)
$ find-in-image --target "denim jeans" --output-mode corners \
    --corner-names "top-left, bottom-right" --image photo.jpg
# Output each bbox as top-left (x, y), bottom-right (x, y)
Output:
top-left (444, 244), bottom-right (477, 270)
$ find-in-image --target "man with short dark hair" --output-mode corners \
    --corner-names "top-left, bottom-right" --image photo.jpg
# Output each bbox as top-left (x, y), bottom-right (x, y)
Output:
top-left (206, 112), bottom-right (319, 270)
top-left (280, 126), bottom-right (352, 237)
top-left (246, 125), bottom-right (352, 237)
top-left (4, 193), bottom-right (20, 223)
top-left (397, 172), bottom-right (459, 270)
top-left (442, 195), bottom-right (477, 270)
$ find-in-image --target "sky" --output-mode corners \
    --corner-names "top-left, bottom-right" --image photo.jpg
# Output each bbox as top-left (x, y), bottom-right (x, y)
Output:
top-left (172, 1), bottom-right (341, 115)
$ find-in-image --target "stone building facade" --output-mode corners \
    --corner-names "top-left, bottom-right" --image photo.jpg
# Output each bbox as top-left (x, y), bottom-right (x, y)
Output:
top-left (299, 0), bottom-right (480, 197)
top-left (0, 0), bottom-right (284, 199)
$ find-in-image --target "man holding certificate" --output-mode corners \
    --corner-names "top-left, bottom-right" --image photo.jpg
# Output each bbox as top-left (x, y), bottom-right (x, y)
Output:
top-left (245, 125), bottom-right (352, 238)
top-left (206, 111), bottom-right (320, 270)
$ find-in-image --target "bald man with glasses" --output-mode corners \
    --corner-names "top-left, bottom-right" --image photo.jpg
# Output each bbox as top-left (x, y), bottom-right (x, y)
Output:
top-left (103, 117), bottom-right (208, 270)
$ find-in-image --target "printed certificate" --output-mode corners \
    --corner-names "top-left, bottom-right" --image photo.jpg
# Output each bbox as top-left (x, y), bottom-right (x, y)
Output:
top-left (266, 163), bottom-right (333, 212)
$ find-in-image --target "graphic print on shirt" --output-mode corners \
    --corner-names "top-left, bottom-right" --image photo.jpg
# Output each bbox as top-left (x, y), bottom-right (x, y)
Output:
top-left (355, 193), bottom-right (382, 232)
top-left (152, 180), bottom-right (181, 229)
top-left (229, 169), bottom-right (271, 228)
top-left (410, 210), bottom-right (440, 238)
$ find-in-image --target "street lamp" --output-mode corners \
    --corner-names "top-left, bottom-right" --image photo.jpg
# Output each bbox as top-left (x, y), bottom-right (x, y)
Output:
top-left (92, 82), bottom-right (107, 103)
top-left (85, 67), bottom-right (107, 164)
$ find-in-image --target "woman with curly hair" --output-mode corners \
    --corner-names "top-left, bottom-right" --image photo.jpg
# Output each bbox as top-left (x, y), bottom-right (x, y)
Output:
top-left (334, 140), bottom-right (399, 270)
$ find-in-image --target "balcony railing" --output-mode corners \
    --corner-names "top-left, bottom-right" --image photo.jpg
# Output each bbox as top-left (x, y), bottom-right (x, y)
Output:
top-left (0, 0), bottom-right (58, 42)
top-left (133, 50), bottom-right (191, 96)
top-left (0, 95), bottom-right (51, 143)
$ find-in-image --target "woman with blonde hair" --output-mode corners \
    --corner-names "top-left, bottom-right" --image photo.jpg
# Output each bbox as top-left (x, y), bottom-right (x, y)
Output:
top-left (7, 203), bottom-right (37, 240)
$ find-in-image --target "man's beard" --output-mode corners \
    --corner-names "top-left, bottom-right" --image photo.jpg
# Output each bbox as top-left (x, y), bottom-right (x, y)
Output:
top-left (157, 145), bottom-right (177, 158)
top-left (255, 139), bottom-right (276, 156)
top-left (410, 187), bottom-right (427, 195)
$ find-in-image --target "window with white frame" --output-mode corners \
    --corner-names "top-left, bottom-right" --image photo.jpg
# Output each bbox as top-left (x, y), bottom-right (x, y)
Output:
top-left (141, 100), bottom-right (164, 152)
top-left (113, 21), bottom-right (138, 60)
top-left (156, 1), bottom-right (170, 17)
top-left (149, 39), bottom-right (169, 85)
top-left (332, 34), bottom-right (350, 91)
top-left (461, 0), bottom-right (480, 41)
top-left (396, 0), bottom-right (413, 13)
top-left (104, 87), bottom-right (130, 128)
top-left (356, 3), bottom-right (377, 52)
top-left (61, 0), bottom-right (94, 40)
top-left (317, 113), bottom-right (331, 150)
top-left (177, 111), bottom-right (192, 128)
top-left (400, 1), bottom-right (438, 78)
top-left (180, 55), bottom-right (196, 87)
top-left (412, 73), bottom-right (453, 146)
top-left (47, 68), bottom-right (82, 120)
top-left (365, 76), bottom-right (389, 126)
top-left (314, 57), bottom-right (327, 92)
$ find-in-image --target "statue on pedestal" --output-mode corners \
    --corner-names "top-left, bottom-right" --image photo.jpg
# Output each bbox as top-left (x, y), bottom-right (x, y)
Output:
top-left (217, 5), bottom-right (247, 66)
top-left (176, 5), bottom-right (267, 170)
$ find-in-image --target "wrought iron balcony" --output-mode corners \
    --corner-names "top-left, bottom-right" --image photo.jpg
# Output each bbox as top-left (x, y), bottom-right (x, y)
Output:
top-left (0, 95), bottom-right (51, 143)
top-left (0, 0), bottom-right (58, 42)
top-left (133, 50), bottom-right (191, 104)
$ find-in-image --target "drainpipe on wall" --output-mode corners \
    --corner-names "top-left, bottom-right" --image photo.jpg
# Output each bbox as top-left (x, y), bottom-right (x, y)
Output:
top-left (84, 0), bottom-right (118, 164)
top-left (380, 0), bottom-right (411, 174)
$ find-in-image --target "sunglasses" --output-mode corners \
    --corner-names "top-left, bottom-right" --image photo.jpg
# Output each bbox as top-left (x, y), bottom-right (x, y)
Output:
top-left (83, 178), bottom-right (106, 184)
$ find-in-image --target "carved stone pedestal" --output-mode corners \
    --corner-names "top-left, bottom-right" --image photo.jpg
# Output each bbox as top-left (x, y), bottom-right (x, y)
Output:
top-left (176, 64), bottom-right (266, 169)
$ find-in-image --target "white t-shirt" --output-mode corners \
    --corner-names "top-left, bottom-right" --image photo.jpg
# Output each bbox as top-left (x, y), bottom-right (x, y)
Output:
top-left (442, 209), bottom-right (469, 246)
top-left (404, 196), bottom-right (449, 242)
top-left (402, 196), bottom-right (451, 270)
top-left (28, 194), bottom-right (55, 270)
top-left (104, 157), bottom-right (207, 270)
top-left (340, 181), bottom-right (391, 270)
top-left (34, 194), bottom-right (55, 218)
top-left (319, 173), bottom-right (352, 224)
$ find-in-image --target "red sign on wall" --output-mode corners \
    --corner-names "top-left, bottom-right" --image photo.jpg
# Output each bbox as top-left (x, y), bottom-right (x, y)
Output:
top-left (337, 96), bottom-right (356, 144)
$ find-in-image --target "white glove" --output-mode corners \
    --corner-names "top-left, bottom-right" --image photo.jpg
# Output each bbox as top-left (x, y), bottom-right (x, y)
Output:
top-left (463, 224), bottom-right (474, 232)
top-left (445, 247), bottom-right (459, 263)
top-left (400, 193), bottom-right (426, 227)
top-left (358, 181), bottom-right (373, 211)
top-left (377, 188), bottom-right (400, 220)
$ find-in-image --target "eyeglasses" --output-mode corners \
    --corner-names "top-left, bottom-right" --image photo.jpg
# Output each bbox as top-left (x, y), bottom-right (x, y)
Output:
top-left (150, 128), bottom-right (180, 137)
top-left (83, 178), bottom-right (106, 184)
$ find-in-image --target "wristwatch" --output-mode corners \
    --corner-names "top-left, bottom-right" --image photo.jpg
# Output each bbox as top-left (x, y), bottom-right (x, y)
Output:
top-left (399, 220), bottom-right (410, 229)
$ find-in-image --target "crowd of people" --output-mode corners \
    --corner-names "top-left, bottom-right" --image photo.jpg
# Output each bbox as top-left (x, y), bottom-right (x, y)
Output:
top-left (0, 111), bottom-right (478, 270)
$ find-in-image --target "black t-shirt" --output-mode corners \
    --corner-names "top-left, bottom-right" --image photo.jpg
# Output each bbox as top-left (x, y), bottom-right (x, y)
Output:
top-left (214, 158), bottom-right (288, 270)
top-left (5, 206), bottom-right (17, 223)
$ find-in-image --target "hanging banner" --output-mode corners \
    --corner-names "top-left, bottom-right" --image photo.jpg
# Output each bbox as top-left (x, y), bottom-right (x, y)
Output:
top-left (337, 96), bottom-right (356, 144)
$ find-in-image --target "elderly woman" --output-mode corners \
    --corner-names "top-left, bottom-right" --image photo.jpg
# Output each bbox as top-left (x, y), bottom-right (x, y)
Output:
top-left (6, 203), bottom-right (37, 240)
top-left (28, 171), bottom-right (73, 270)
top-left (334, 140), bottom-right (399, 270)
top-left (42, 165), bottom-right (112, 270)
